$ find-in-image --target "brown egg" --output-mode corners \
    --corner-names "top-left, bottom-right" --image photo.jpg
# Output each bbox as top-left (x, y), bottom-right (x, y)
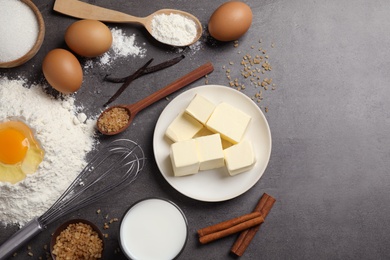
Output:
top-left (42, 48), bottom-right (83, 94)
top-left (208, 1), bottom-right (253, 42)
top-left (65, 20), bottom-right (112, 58)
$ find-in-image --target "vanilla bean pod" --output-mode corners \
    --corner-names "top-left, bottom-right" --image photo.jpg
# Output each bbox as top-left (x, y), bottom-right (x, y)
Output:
top-left (104, 55), bottom-right (185, 83)
top-left (103, 58), bottom-right (153, 106)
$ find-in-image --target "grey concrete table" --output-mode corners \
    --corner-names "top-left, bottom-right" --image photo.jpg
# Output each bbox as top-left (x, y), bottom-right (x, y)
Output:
top-left (1, 0), bottom-right (390, 259)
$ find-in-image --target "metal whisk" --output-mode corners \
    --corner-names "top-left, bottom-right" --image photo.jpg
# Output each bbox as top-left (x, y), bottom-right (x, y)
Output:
top-left (0, 139), bottom-right (145, 260)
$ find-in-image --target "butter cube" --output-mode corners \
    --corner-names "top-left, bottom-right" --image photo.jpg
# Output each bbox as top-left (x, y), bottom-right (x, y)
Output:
top-left (165, 111), bottom-right (203, 142)
top-left (206, 102), bottom-right (251, 144)
top-left (195, 134), bottom-right (224, 171)
top-left (170, 139), bottom-right (199, 176)
top-left (223, 140), bottom-right (256, 176)
top-left (185, 94), bottom-right (216, 125)
top-left (194, 127), bottom-right (233, 149)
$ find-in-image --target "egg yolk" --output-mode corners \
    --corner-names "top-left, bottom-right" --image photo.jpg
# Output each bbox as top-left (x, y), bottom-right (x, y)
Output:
top-left (0, 120), bottom-right (44, 184)
top-left (0, 127), bottom-right (29, 165)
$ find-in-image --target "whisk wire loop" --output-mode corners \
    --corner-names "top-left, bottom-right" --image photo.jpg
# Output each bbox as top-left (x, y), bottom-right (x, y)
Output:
top-left (39, 139), bottom-right (145, 226)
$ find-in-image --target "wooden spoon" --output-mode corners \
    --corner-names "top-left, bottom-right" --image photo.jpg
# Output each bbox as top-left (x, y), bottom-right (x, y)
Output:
top-left (53, 0), bottom-right (202, 47)
top-left (97, 62), bottom-right (214, 135)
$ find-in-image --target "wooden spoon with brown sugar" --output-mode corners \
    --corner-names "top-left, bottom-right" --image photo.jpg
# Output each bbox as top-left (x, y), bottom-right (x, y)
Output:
top-left (97, 62), bottom-right (214, 135)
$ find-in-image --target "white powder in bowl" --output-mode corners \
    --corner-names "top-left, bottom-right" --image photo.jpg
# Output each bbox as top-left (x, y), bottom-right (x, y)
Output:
top-left (151, 13), bottom-right (197, 46)
top-left (0, 78), bottom-right (97, 226)
top-left (0, 0), bottom-right (39, 62)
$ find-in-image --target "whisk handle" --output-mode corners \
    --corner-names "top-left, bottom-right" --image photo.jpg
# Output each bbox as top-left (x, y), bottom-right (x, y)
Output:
top-left (0, 218), bottom-right (43, 260)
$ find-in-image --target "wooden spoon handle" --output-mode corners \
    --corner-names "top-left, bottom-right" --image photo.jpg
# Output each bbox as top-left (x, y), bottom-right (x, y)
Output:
top-left (54, 0), bottom-right (145, 24)
top-left (128, 62), bottom-right (214, 116)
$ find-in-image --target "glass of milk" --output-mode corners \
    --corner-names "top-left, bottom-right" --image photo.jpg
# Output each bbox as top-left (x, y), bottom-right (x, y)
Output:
top-left (119, 198), bottom-right (188, 260)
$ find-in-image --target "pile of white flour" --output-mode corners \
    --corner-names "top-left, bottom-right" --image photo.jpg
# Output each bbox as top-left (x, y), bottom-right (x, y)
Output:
top-left (84, 27), bottom-right (147, 69)
top-left (0, 78), bottom-right (96, 226)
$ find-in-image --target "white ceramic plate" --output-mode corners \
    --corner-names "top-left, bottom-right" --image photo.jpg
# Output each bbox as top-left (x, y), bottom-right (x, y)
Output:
top-left (153, 85), bottom-right (272, 202)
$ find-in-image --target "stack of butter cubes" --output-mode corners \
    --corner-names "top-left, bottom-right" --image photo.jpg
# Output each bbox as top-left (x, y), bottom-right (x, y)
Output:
top-left (165, 94), bottom-right (256, 177)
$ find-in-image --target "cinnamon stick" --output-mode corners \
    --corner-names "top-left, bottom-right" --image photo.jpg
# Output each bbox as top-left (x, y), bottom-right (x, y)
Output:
top-left (198, 212), bottom-right (264, 245)
top-left (230, 193), bottom-right (276, 256)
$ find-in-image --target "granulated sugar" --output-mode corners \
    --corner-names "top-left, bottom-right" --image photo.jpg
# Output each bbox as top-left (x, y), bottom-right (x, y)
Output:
top-left (85, 27), bottom-right (147, 69)
top-left (0, 78), bottom-right (97, 226)
top-left (0, 0), bottom-right (39, 62)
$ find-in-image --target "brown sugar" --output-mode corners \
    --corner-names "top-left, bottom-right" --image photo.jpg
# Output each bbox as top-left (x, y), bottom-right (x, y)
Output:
top-left (52, 222), bottom-right (103, 259)
top-left (97, 107), bottom-right (130, 133)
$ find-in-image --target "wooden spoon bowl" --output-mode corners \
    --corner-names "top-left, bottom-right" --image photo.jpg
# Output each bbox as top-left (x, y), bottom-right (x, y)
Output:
top-left (0, 0), bottom-right (45, 68)
top-left (142, 9), bottom-right (203, 47)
